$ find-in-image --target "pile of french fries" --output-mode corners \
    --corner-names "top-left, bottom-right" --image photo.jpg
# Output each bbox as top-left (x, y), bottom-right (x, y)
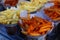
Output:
top-left (0, 9), bottom-right (19, 24)
top-left (44, 1), bottom-right (60, 21)
top-left (20, 16), bottom-right (52, 36)
top-left (0, 0), bottom-right (49, 24)
top-left (19, 0), bottom-right (48, 12)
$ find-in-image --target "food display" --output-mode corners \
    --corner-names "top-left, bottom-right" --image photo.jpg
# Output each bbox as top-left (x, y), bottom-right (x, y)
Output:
top-left (0, 0), bottom-right (57, 39)
top-left (19, 0), bottom-right (48, 12)
top-left (19, 16), bottom-right (52, 36)
top-left (0, 0), bottom-right (49, 25)
top-left (0, 0), bottom-right (49, 24)
top-left (0, 9), bottom-right (19, 24)
top-left (44, 1), bottom-right (60, 21)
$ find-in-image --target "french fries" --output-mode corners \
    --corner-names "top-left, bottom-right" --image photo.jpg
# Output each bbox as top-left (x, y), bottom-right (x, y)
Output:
top-left (19, 16), bottom-right (52, 36)
top-left (44, 4), bottom-right (60, 21)
top-left (19, 0), bottom-right (48, 12)
top-left (0, 9), bottom-right (19, 24)
top-left (29, 32), bottom-right (41, 36)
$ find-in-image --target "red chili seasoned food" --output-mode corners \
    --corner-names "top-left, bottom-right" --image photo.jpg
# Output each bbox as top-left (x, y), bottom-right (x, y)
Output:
top-left (5, 0), bottom-right (18, 6)
top-left (19, 16), bottom-right (52, 36)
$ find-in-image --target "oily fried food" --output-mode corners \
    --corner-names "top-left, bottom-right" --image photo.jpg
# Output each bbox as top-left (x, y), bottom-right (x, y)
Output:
top-left (19, 0), bottom-right (48, 12)
top-left (44, 4), bottom-right (60, 21)
top-left (20, 16), bottom-right (52, 36)
top-left (0, 9), bottom-right (19, 24)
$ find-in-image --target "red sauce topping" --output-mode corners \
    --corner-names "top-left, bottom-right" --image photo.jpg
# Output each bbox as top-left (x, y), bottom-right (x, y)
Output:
top-left (5, 0), bottom-right (18, 6)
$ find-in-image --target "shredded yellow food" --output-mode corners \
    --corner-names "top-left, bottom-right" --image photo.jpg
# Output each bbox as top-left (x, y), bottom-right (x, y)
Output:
top-left (0, 0), bottom-right (48, 24)
top-left (0, 9), bottom-right (19, 24)
top-left (19, 0), bottom-right (48, 12)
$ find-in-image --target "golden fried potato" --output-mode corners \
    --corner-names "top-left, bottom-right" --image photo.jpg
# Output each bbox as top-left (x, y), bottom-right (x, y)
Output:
top-left (0, 9), bottom-right (19, 24)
